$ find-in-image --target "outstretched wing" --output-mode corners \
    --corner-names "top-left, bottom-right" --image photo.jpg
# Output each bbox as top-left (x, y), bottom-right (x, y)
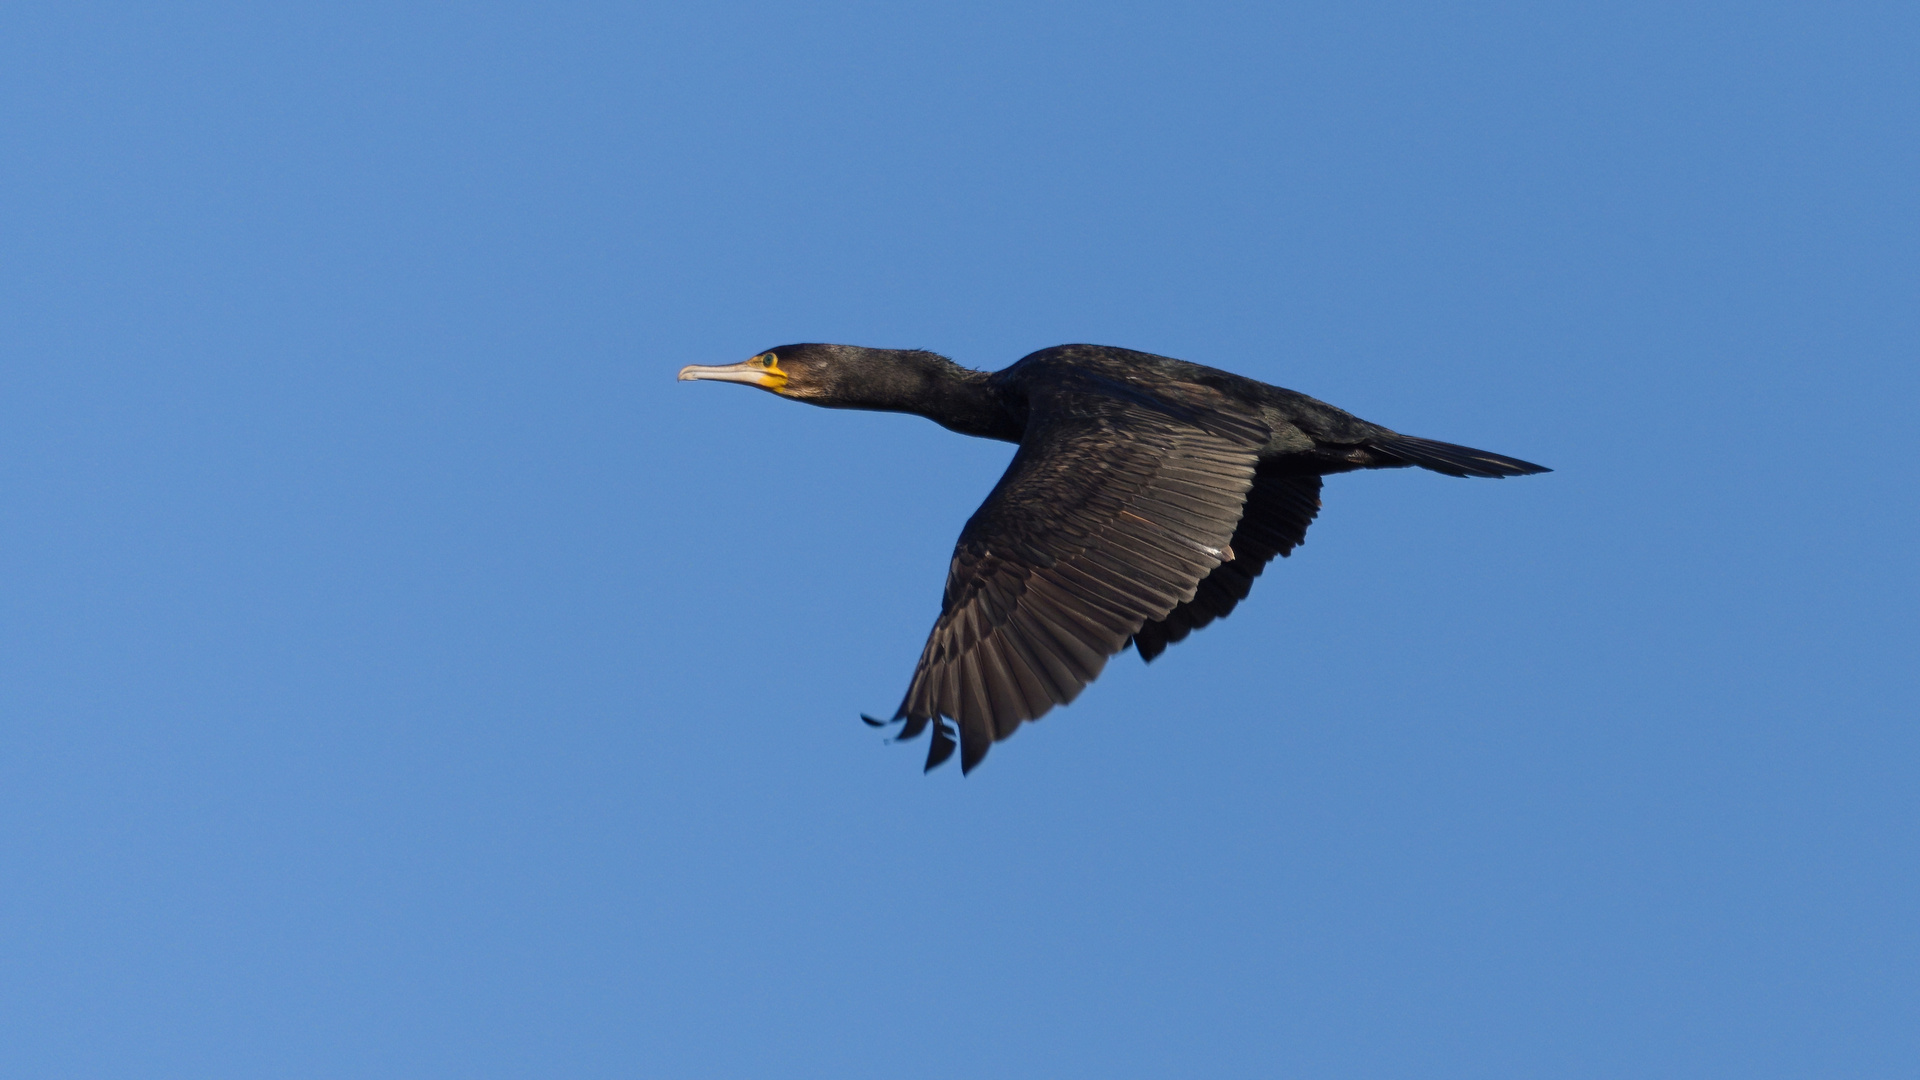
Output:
top-left (1131, 466), bottom-right (1322, 662)
top-left (888, 380), bottom-right (1268, 772)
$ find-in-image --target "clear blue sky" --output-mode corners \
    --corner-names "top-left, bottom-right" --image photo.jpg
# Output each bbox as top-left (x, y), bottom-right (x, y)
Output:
top-left (3, 2), bottom-right (1914, 1077)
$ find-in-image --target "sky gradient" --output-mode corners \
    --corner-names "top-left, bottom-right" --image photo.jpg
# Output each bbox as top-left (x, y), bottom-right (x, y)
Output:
top-left (3, 2), bottom-right (1916, 1077)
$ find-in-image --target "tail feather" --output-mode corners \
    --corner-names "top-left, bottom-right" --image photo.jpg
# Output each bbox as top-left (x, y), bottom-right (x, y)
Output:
top-left (1369, 434), bottom-right (1550, 478)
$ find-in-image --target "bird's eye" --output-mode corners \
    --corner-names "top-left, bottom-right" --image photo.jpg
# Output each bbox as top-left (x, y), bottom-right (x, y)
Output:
top-left (762, 353), bottom-right (778, 367)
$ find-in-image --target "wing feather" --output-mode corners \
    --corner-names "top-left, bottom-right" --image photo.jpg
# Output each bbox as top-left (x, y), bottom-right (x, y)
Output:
top-left (1131, 467), bottom-right (1324, 662)
top-left (890, 382), bottom-right (1267, 771)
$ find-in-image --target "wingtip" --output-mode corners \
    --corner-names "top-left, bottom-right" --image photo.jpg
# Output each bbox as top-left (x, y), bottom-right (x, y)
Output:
top-left (959, 740), bottom-right (989, 775)
top-left (923, 721), bottom-right (957, 772)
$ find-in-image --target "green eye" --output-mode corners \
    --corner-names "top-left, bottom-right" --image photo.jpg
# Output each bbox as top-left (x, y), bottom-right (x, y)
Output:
top-left (763, 353), bottom-right (778, 367)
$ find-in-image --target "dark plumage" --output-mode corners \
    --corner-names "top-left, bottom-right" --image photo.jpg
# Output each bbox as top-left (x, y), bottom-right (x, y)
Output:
top-left (679, 343), bottom-right (1548, 773)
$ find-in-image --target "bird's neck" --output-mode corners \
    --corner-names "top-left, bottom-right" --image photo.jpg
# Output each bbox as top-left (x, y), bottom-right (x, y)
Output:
top-left (911, 364), bottom-right (1023, 442)
top-left (833, 351), bottom-right (1024, 442)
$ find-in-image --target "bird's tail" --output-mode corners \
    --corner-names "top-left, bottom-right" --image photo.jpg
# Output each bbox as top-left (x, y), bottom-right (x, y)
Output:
top-left (1368, 434), bottom-right (1550, 478)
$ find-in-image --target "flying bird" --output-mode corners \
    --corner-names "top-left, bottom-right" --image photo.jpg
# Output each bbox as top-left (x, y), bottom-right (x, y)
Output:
top-left (679, 344), bottom-right (1548, 773)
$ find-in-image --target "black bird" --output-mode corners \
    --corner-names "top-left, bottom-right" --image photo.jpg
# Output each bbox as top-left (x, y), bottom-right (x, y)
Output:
top-left (679, 344), bottom-right (1548, 773)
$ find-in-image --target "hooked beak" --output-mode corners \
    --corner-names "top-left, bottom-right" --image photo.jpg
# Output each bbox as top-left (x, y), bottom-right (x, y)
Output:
top-left (677, 356), bottom-right (788, 392)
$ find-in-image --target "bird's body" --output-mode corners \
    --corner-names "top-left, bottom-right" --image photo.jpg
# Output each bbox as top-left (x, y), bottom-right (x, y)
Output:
top-left (680, 343), bottom-right (1547, 773)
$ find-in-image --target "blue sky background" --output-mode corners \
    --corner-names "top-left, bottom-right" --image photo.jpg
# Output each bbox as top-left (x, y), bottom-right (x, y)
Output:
top-left (2, 2), bottom-right (1915, 1076)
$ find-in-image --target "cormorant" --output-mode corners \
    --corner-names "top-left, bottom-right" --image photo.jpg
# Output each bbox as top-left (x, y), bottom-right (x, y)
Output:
top-left (679, 344), bottom-right (1548, 773)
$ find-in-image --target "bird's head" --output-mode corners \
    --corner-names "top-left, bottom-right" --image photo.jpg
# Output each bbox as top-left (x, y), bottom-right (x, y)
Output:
top-left (677, 344), bottom-right (958, 409)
